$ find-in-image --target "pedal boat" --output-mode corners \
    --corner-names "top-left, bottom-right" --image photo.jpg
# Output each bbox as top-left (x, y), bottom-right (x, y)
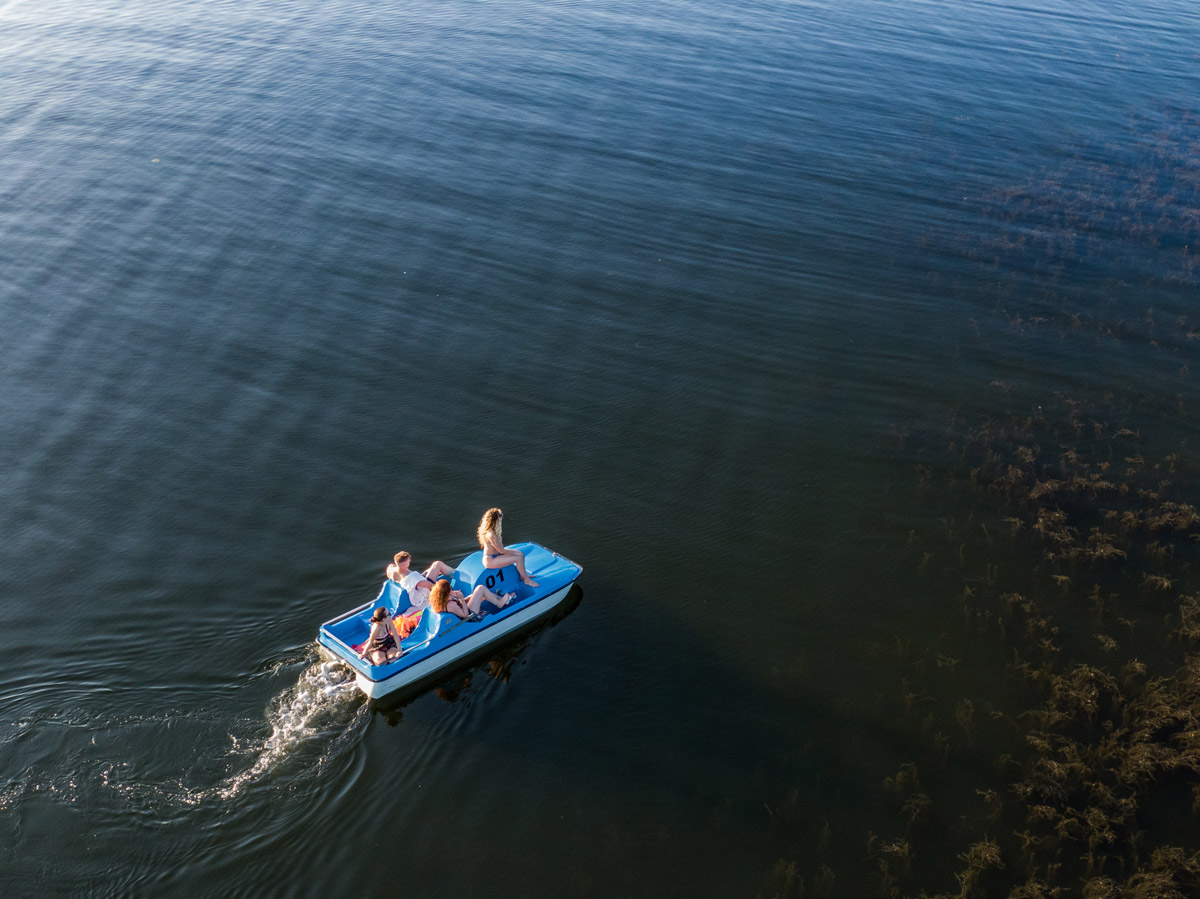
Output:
top-left (317, 542), bottom-right (582, 699)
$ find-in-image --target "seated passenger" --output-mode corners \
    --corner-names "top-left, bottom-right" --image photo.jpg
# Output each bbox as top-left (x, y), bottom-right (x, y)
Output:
top-left (360, 607), bottom-right (402, 665)
top-left (386, 551), bottom-right (455, 614)
top-left (429, 578), bottom-right (515, 620)
top-left (477, 507), bottom-right (538, 587)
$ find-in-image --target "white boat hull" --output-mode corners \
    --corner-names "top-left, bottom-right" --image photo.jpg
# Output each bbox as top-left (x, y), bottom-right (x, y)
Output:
top-left (353, 581), bottom-right (574, 699)
top-left (318, 543), bottom-right (582, 700)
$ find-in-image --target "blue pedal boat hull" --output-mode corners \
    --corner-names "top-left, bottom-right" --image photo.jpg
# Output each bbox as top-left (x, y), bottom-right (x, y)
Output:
top-left (317, 542), bottom-right (582, 699)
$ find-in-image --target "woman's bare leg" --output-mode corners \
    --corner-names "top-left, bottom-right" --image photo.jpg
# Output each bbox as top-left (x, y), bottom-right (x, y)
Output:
top-left (466, 585), bottom-right (515, 614)
top-left (482, 549), bottom-right (538, 586)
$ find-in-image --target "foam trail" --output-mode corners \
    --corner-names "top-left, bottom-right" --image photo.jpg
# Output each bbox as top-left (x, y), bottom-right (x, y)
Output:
top-left (217, 654), bottom-right (362, 800)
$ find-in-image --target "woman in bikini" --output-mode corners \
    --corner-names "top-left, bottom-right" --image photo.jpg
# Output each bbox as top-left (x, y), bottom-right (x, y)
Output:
top-left (429, 578), bottom-right (515, 620)
top-left (477, 507), bottom-right (538, 587)
top-left (360, 606), bottom-right (402, 665)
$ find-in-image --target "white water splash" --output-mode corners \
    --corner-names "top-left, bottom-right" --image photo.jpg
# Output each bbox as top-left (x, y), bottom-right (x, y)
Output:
top-left (216, 656), bottom-right (362, 800)
top-left (1, 653), bottom-right (366, 816)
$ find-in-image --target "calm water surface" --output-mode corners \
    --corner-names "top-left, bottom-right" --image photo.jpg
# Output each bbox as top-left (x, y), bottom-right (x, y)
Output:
top-left (2, 0), bottom-right (1199, 895)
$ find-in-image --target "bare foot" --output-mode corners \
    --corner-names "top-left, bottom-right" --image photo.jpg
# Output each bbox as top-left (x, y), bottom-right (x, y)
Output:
top-left (499, 592), bottom-right (516, 607)
top-left (522, 577), bottom-right (539, 587)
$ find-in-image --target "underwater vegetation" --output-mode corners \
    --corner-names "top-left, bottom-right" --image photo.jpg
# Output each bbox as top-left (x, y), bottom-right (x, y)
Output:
top-left (759, 105), bottom-right (1200, 898)
top-left (762, 395), bottom-right (1200, 899)
top-left (907, 396), bottom-right (1200, 898)
top-left (965, 106), bottom-right (1199, 333)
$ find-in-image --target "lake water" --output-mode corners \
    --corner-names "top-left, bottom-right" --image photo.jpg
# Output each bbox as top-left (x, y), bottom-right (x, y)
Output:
top-left (3, 0), bottom-right (1199, 895)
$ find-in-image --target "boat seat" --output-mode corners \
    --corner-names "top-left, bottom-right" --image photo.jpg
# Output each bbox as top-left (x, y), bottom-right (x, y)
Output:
top-left (399, 608), bottom-right (461, 651)
top-left (454, 551), bottom-right (522, 596)
top-left (378, 579), bottom-right (412, 614)
top-left (340, 582), bottom-right (416, 655)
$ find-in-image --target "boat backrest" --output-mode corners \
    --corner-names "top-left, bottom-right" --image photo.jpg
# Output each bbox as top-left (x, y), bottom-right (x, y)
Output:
top-left (377, 579), bottom-right (409, 613)
top-left (323, 579), bottom-right (444, 651)
top-left (400, 608), bottom-right (461, 651)
top-left (455, 550), bottom-right (521, 596)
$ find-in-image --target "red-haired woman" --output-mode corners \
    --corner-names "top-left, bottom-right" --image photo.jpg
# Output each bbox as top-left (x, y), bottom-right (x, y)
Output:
top-left (429, 579), bottom-right (514, 620)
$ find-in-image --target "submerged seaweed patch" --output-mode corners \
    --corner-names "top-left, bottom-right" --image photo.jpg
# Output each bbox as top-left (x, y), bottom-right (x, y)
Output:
top-left (760, 394), bottom-right (1200, 899)
top-left (895, 397), bottom-right (1198, 897)
top-left (757, 105), bottom-right (1200, 899)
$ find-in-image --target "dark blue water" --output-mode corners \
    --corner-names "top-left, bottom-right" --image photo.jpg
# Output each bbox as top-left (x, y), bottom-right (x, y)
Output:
top-left (3, 0), bottom-right (1199, 894)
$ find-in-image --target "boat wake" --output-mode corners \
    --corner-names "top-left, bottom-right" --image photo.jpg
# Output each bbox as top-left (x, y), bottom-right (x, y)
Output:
top-left (0, 648), bottom-right (367, 826)
top-left (215, 649), bottom-right (364, 801)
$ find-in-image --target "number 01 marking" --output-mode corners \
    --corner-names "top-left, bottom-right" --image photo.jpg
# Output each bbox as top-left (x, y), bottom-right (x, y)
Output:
top-left (485, 569), bottom-right (506, 590)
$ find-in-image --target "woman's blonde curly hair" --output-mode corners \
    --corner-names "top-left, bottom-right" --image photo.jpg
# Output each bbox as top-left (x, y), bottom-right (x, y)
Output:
top-left (477, 507), bottom-right (503, 549)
